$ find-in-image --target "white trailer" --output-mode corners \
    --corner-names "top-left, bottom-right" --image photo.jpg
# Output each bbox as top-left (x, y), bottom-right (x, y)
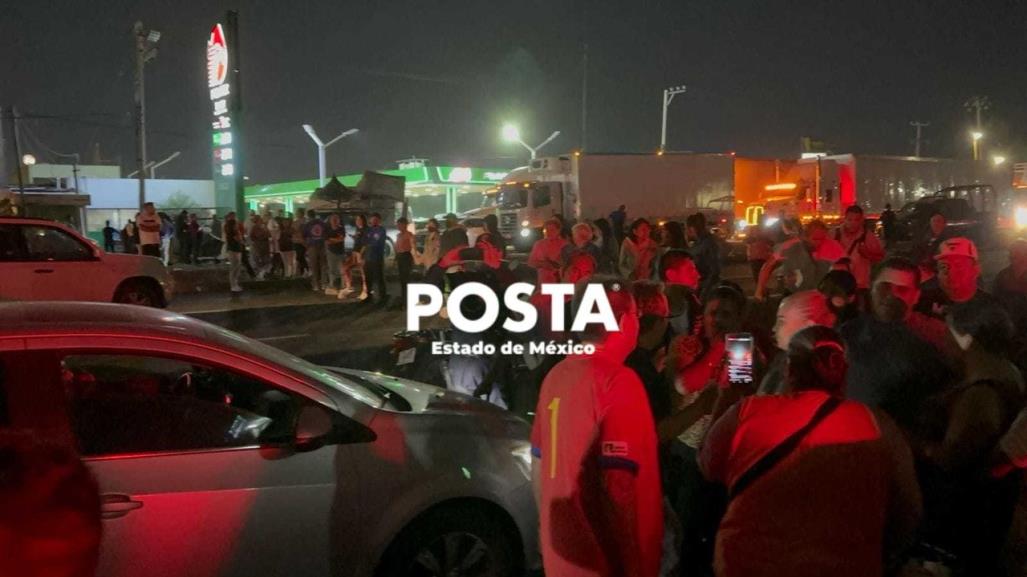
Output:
top-left (495, 152), bottom-right (737, 247)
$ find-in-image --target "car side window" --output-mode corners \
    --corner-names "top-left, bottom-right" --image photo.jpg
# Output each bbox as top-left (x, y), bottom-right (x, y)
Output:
top-left (61, 354), bottom-right (301, 457)
top-left (0, 225), bottom-right (26, 261)
top-left (21, 226), bottom-right (93, 262)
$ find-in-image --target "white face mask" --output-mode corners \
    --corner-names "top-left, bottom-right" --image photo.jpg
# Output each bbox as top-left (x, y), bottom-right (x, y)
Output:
top-left (949, 326), bottom-right (974, 351)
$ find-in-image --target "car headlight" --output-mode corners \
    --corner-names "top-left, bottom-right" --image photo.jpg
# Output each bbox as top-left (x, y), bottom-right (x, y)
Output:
top-left (519, 229), bottom-right (531, 238)
top-left (510, 442), bottom-right (533, 480)
top-left (521, 220), bottom-right (530, 227)
top-left (1016, 206), bottom-right (1027, 229)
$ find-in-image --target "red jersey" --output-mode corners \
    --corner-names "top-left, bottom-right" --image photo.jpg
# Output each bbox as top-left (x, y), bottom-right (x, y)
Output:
top-left (531, 354), bottom-right (663, 577)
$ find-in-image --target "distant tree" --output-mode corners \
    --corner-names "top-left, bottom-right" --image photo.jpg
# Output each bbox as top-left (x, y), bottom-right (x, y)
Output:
top-left (161, 192), bottom-right (199, 211)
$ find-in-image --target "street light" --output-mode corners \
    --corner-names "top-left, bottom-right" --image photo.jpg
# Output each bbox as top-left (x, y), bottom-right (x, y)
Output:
top-left (21, 154), bottom-right (36, 166)
top-left (501, 123), bottom-right (561, 160)
top-left (971, 131), bottom-right (984, 161)
top-left (993, 155), bottom-right (1007, 166)
top-left (660, 84), bottom-right (687, 152)
top-left (302, 124), bottom-right (359, 187)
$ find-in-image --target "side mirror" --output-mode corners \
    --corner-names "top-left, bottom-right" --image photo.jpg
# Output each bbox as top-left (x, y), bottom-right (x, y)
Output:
top-left (294, 404), bottom-right (334, 453)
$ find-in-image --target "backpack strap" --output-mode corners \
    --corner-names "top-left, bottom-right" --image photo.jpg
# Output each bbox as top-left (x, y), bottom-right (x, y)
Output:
top-left (729, 396), bottom-right (842, 499)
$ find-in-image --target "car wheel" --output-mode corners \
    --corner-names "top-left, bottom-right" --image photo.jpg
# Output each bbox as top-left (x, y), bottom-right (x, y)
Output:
top-left (114, 280), bottom-right (160, 307)
top-left (375, 506), bottom-right (520, 577)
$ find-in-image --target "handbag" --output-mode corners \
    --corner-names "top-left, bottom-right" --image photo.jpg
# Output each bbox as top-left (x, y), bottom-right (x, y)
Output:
top-left (682, 395), bottom-right (842, 576)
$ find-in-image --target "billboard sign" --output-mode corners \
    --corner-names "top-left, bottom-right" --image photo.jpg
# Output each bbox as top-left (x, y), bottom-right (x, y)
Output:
top-left (206, 14), bottom-right (243, 214)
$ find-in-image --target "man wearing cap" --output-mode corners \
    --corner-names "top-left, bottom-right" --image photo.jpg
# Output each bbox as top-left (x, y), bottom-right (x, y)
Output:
top-left (439, 213), bottom-right (467, 256)
top-left (916, 237), bottom-right (994, 319)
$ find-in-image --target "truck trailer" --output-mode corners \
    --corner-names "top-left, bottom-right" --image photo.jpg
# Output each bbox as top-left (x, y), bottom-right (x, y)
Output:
top-left (754, 154), bottom-right (1009, 223)
top-left (495, 152), bottom-right (777, 248)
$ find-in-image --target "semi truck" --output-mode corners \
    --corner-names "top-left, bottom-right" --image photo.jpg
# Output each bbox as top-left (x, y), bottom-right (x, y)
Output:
top-left (496, 152), bottom-right (776, 248)
top-left (753, 154), bottom-right (1009, 224)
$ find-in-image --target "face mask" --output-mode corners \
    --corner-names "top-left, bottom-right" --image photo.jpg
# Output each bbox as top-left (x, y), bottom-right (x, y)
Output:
top-left (598, 313), bottom-right (639, 364)
top-left (874, 294), bottom-right (907, 323)
top-left (668, 312), bottom-right (692, 335)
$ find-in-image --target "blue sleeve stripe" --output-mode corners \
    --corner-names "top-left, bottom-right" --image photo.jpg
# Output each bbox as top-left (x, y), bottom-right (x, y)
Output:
top-left (598, 456), bottom-right (639, 474)
top-left (531, 446), bottom-right (542, 458)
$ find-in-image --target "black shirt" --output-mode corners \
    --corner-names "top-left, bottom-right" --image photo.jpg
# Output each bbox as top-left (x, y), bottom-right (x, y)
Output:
top-left (840, 315), bottom-right (956, 435)
top-left (916, 285), bottom-right (996, 320)
top-left (326, 224), bottom-right (347, 256)
top-left (625, 347), bottom-right (671, 422)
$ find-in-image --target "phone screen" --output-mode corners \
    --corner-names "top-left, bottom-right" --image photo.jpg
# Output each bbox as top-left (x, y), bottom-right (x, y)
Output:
top-left (725, 332), bottom-right (754, 386)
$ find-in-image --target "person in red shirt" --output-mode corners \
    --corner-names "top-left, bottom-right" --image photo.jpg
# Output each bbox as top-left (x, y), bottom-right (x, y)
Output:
top-left (699, 326), bottom-right (921, 577)
top-left (531, 277), bottom-right (664, 577)
top-left (528, 219), bottom-right (569, 284)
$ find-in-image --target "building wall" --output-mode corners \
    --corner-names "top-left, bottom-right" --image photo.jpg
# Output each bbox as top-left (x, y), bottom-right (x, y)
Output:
top-left (76, 177), bottom-right (217, 239)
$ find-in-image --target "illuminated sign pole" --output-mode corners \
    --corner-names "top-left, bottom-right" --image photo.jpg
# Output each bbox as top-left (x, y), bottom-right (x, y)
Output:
top-left (207, 12), bottom-right (245, 217)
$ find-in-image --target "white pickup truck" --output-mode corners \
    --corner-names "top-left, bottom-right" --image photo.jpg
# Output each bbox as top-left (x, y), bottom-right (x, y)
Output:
top-left (0, 217), bottom-right (173, 307)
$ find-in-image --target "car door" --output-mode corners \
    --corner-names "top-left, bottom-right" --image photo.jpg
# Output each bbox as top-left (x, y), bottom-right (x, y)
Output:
top-left (0, 224), bottom-right (33, 301)
top-left (27, 338), bottom-right (358, 577)
top-left (18, 224), bottom-right (110, 301)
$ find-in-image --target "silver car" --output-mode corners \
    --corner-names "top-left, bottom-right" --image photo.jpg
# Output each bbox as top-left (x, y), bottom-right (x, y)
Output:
top-left (0, 217), bottom-right (173, 307)
top-left (0, 302), bottom-right (538, 577)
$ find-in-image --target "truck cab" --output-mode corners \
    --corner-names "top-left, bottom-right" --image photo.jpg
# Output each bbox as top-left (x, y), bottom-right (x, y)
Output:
top-left (495, 156), bottom-right (578, 250)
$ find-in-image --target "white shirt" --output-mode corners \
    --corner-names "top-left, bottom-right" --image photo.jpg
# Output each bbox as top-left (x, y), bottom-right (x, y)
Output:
top-left (137, 213), bottom-right (162, 246)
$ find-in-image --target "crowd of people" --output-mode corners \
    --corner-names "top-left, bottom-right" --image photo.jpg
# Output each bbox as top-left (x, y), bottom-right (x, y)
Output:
top-left (507, 204), bottom-right (1027, 576)
top-left (74, 198), bottom-right (1027, 577)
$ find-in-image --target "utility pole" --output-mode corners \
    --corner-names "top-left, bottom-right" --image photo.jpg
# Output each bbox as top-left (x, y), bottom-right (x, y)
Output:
top-left (11, 107), bottom-right (26, 216)
top-left (580, 43), bottom-right (588, 152)
top-left (133, 22), bottom-right (161, 210)
top-left (910, 121), bottom-right (929, 157)
top-left (965, 95), bottom-right (989, 132)
top-left (0, 106), bottom-right (6, 189)
top-left (134, 21), bottom-right (147, 210)
top-left (660, 85), bottom-right (687, 152)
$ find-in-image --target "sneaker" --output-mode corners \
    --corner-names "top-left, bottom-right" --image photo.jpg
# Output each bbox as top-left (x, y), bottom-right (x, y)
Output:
top-left (337, 289), bottom-right (349, 300)
top-left (312, 286), bottom-right (322, 292)
top-left (325, 288), bottom-right (339, 296)
top-left (231, 287), bottom-right (243, 294)
top-left (358, 291), bottom-right (369, 301)
top-left (340, 287), bottom-right (355, 295)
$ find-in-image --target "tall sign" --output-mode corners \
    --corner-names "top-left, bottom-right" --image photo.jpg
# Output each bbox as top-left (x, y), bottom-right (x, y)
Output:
top-left (207, 12), bottom-right (244, 215)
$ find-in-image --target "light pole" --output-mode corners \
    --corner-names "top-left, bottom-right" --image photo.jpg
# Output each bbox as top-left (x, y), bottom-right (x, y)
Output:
top-left (134, 22), bottom-right (161, 210)
top-left (148, 151), bottom-right (181, 178)
top-left (971, 131), bottom-right (984, 161)
top-left (660, 85), bottom-right (687, 152)
top-left (501, 124), bottom-right (560, 160)
top-left (302, 125), bottom-right (359, 187)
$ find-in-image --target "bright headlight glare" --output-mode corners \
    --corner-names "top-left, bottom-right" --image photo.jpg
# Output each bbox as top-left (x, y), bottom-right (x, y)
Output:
top-left (511, 443), bottom-right (533, 480)
top-left (1016, 206), bottom-right (1027, 229)
top-left (520, 229), bottom-right (531, 237)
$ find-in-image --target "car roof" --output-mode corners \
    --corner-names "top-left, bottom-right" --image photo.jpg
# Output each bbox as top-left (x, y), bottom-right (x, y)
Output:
top-left (0, 217), bottom-right (70, 226)
top-left (0, 302), bottom-right (212, 341)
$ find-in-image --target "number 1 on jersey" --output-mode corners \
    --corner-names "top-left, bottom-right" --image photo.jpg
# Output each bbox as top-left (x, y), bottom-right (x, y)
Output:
top-left (548, 397), bottom-right (560, 479)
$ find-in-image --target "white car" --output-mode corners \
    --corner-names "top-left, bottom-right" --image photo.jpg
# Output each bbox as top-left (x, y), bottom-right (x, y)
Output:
top-left (0, 302), bottom-right (539, 577)
top-left (0, 217), bottom-right (173, 307)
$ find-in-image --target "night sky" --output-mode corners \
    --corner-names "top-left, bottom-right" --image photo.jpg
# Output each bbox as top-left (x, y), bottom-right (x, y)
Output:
top-left (3, 0), bottom-right (1025, 184)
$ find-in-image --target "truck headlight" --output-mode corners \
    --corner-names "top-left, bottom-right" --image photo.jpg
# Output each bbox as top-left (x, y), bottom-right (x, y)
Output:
top-left (520, 229), bottom-right (531, 238)
top-left (1016, 206), bottom-right (1027, 229)
top-left (521, 220), bottom-right (530, 227)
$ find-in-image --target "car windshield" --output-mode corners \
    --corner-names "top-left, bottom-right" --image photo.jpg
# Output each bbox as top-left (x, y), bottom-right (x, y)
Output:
top-left (497, 185), bottom-right (527, 208)
top-left (202, 325), bottom-right (387, 409)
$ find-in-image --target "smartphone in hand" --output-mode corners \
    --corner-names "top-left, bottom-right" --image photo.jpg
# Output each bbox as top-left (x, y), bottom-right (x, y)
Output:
top-left (725, 332), bottom-right (755, 387)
